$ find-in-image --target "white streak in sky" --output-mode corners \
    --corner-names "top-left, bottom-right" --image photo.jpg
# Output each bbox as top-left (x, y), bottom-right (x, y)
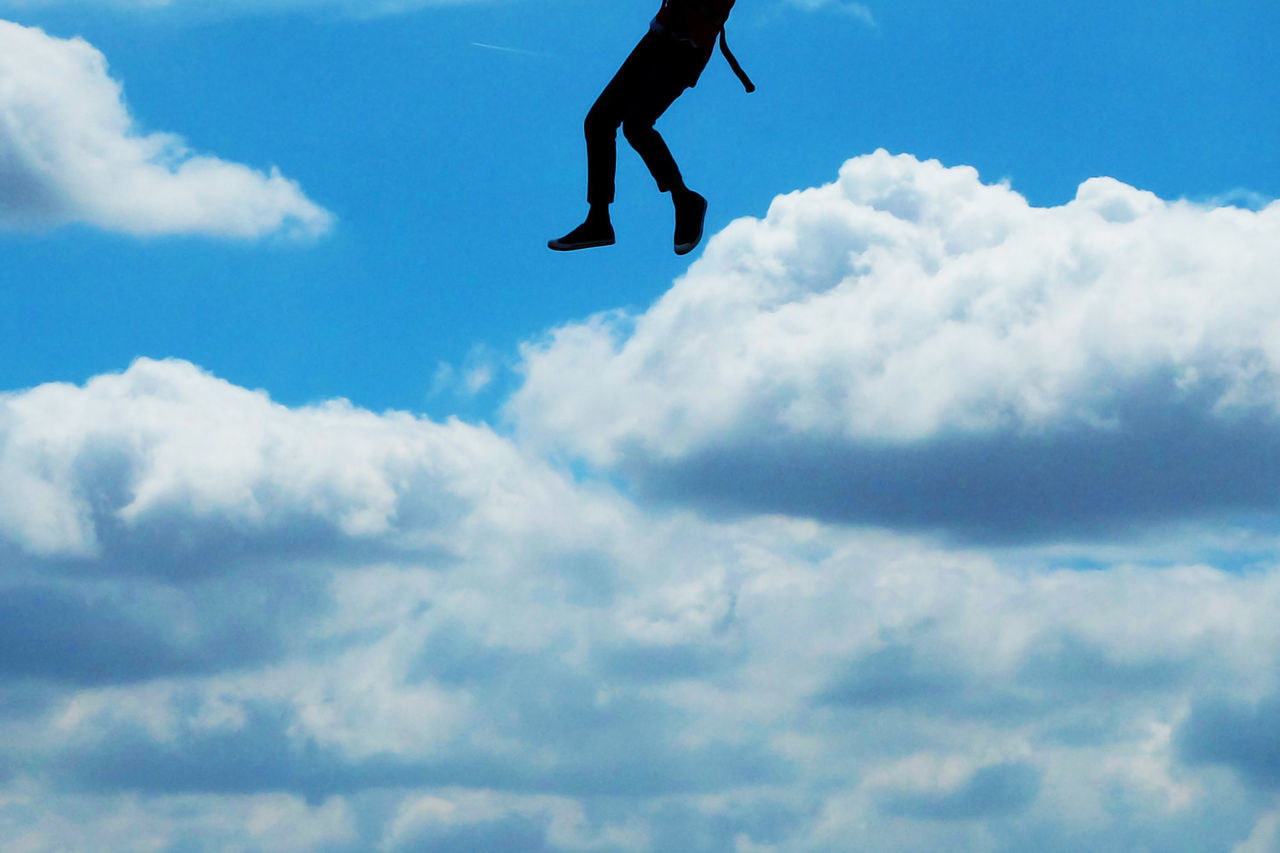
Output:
top-left (469, 41), bottom-right (544, 57)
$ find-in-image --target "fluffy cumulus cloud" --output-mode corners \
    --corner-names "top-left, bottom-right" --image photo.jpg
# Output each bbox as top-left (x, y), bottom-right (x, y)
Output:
top-left (6, 357), bottom-right (1280, 849)
top-left (6, 157), bottom-right (1280, 849)
top-left (510, 150), bottom-right (1280, 541)
top-left (0, 20), bottom-right (331, 238)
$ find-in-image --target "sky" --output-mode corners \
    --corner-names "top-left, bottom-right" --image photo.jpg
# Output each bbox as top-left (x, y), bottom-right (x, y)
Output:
top-left (1, 0), bottom-right (1279, 850)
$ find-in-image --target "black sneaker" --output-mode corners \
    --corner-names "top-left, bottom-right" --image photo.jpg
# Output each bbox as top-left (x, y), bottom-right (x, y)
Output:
top-left (548, 220), bottom-right (615, 251)
top-left (673, 191), bottom-right (707, 256)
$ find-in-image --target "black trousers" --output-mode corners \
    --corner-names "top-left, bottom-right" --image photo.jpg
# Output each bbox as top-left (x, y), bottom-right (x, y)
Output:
top-left (585, 30), bottom-right (705, 206)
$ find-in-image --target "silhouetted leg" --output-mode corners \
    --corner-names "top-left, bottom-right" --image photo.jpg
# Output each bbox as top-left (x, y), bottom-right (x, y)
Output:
top-left (585, 38), bottom-right (649, 207)
top-left (622, 88), bottom-right (708, 255)
top-left (553, 31), bottom-right (697, 251)
top-left (585, 32), bottom-right (695, 205)
top-left (549, 60), bottom-right (640, 250)
top-left (621, 89), bottom-right (687, 196)
top-left (614, 45), bottom-right (707, 253)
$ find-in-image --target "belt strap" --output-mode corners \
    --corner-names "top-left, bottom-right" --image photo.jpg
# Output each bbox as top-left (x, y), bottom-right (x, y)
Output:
top-left (719, 28), bottom-right (755, 92)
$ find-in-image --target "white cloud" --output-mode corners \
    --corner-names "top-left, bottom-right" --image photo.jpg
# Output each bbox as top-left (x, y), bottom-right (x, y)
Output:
top-left (4, 358), bottom-right (1280, 848)
top-left (0, 789), bottom-right (358, 852)
top-left (430, 345), bottom-right (503, 401)
top-left (0, 20), bottom-right (331, 238)
top-left (509, 150), bottom-right (1280, 538)
top-left (784, 0), bottom-right (875, 25)
top-left (1235, 807), bottom-right (1280, 853)
top-left (4, 144), bottom-right (1280, 850)
top-left (0, 357), bottom-right (578, 559)
top-left (381, 790), bottom-right (647, 851)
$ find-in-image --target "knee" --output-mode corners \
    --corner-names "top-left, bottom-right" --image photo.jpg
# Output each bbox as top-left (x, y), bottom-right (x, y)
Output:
top-left (621, 117), bottom-right (655, 146)
top-left (584, 107), bottom-right (619, 142)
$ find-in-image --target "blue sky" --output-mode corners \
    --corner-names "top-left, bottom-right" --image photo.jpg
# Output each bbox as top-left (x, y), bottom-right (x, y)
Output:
top-left (4, 0), bottom-right (1276, 417)
top-left (2, 1), bottom-right (1280, 850)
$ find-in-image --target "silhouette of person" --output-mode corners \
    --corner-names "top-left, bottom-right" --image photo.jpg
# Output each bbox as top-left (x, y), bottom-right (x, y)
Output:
top-left (549, 0), bottom-right (753, 255)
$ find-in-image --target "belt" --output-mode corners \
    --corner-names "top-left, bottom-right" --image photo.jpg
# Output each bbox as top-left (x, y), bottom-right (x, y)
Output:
top-left (719, 28), bottom-right (755, 92)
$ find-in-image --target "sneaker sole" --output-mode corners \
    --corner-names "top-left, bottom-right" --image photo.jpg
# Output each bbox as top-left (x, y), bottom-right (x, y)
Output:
top-left (548, 237), bottom-right (616, 251)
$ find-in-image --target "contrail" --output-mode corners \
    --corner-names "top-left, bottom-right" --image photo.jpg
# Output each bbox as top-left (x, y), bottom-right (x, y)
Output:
top-left (470, 42), bottom-right (544, 57)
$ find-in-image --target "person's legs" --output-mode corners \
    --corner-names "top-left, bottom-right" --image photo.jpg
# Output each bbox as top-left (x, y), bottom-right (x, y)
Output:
top-left (550, 31), bottom-right (706, 252)
top-left (584, 33), bottom-right (689, 206)
top-left (617, 37), bottom-right (695, 197)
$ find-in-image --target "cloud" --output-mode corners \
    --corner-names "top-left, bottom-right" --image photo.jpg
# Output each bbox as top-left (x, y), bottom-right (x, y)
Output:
top-left (430, 344), bottom-right (504, 401)
top-left (0, 789), bottom-right (358, 851)
top-left (0, 356), bottom-right (585, 688)
top-left (1178, 692), bottom-right (1280, 789)
top-left (6, 359), bottom-right (1280, 849)
top-left (876, 761), bottom-right (1042, 821)
top-left (0, 20), bottom-right (331, 238)
top-left (784, 0), bottom-right (875, 26)
top-left (0, 582), bottom-right (286, 685)
top-left (509, 150), bottom-right (1280, 541)
top-left (381, 790), bottom-right (648, 852)
top-left (0, 357), bottom-right (544, 561)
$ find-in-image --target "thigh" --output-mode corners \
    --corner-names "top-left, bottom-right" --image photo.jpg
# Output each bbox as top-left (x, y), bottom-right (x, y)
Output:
top-left (591, 32), bottom-right (694, 126)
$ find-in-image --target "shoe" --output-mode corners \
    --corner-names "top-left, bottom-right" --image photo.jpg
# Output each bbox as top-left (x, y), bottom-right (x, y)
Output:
top-left (548, 220), bottom-right (615, 251)
top-left (673, 191), bottom-right (707, 256)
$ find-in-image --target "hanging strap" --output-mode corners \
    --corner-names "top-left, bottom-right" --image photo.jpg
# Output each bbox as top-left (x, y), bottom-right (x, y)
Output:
top-left (719, 28), bottom-right (755, 92)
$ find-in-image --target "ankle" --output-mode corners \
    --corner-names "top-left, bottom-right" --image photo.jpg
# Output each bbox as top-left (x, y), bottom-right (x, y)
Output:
top-left (587, 203), bottom-right (611, 225)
